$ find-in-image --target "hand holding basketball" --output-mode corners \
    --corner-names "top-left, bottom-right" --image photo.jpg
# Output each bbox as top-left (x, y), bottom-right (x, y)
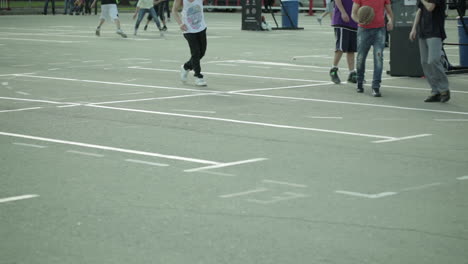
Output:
top-left (357, 6), bottom-right (375, 25)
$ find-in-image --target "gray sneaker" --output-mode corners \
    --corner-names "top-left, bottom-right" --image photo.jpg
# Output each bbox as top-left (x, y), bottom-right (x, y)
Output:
top-left (95, 28), bottom-right (100, 36)
top-left (180, 65), bottom-right (189, 83)
top-left (116, 29), bottom-right (127, 38)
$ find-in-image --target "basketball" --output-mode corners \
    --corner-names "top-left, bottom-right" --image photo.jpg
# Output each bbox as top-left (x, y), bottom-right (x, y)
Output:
top-left (357, 6), bottom-right (375, 25)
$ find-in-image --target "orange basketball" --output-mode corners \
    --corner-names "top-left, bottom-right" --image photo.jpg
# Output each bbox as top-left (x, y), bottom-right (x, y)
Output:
top-left (357, 6), bottom-right (375, 25)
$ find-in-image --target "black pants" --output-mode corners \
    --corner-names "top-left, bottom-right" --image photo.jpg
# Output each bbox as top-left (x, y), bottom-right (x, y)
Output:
top-left (183, 28), bottom-right (207, 78)
top-left (43, 0), bottom-right (56, 14)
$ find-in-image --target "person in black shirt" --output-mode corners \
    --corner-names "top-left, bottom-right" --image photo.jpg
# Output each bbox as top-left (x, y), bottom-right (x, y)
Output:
top-left (410, 0), bottom-right (450, 102)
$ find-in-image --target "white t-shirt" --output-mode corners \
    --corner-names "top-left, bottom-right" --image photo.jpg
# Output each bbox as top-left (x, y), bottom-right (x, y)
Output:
top-left (182, 0), bottom-right (207, 33)
top-left (137, 0), bottom-right (154, 9)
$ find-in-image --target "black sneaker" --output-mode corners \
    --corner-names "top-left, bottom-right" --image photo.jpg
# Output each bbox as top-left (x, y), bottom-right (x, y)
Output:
top-left (144, 25), bottom-right (148, 31)
top-left (356, 83), bottom-right (364, 93)
top-left (440, 90), bottom-right (450, 103)
top-left (162, 26), bottom-right (167, 31)
top-left (329, 67), bottom-right (341, 84)
top-left (424, 94), bottom-right (441, 102)
top-left (372, 88), bottom-right (382, 97)
top-left (347, 71), bottom-right (357, 83)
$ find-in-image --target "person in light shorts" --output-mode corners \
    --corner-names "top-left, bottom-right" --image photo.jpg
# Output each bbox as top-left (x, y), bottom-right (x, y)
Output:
top-left (90, 0), bottom-right (127, 38)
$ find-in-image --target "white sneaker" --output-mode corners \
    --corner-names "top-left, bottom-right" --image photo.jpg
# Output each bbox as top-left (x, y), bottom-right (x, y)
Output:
top-left (180, 65), bottom-right (189, 83)
top-left (134, 30), bottom-right (137, 36)
top-left (195, 77), bottom-right (207, 86)
top-left (159, 30), bottom-right (164, 37)
top-left (116, 29), bottom-right (127, 38)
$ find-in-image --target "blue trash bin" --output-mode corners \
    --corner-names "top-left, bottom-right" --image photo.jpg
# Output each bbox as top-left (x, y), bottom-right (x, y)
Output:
top-left (458, 16), bottom-right (468, 67)
top-left (281, 0), bottom-right (299, 28)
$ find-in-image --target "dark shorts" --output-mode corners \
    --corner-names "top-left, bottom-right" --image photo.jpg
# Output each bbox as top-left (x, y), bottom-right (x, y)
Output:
top-left (334, 27), bottom-right (357, 53)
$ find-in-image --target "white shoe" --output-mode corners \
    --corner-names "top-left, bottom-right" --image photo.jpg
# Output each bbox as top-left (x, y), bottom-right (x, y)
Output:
top-left (195, 77), bottom-right (207, 86)
top-left (180, 65), bottom-right (189, 83)
top-left (116, 29), bottom-right (127, 38)
top-left (159, 30), bottom-right (164, 37)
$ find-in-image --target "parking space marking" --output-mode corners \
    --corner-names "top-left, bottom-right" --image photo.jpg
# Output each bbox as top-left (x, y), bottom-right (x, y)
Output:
top-left (457, 176), bottom-right (468, 180)
top-left (0, 107), bottom-right (42, 113)
top-left (125, 159), bottom-right (169, 167)
top-left (246, 192), bottom-right (308, 204)
top-left (0, 194), bottom-right (39, 204)
top-left (262, 179), bottom-right (308, 188)
top-left (13, 142), bottom-right (47, 148)
top-left (335, 190), bottom-right (398, 199)
top-left (184, 158), bottom-right (267, 172)
top-left (219, 188), bottom-right (268, 198)
top-left (66, 150), bottom-right (105, 157)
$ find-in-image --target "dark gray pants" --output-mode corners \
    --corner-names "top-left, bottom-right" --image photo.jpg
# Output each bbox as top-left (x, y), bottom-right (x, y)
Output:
top-left (419, 37), bottom-right (449, 95)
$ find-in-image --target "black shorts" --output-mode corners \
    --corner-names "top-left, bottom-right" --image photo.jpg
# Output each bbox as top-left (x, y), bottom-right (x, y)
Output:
top-left (334, 27), bottom-right (357, 53)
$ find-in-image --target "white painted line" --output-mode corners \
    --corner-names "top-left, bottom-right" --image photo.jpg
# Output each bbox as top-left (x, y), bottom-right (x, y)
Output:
top-left (160, 59), bottom-right (179, 63)
top-left (196, 170), bottom-right (235, 177)
top-left (0, 131), bottom-right (220, 165)
top-left (56, 104), bottom-right (81, 108)
top-left (13, 142), bottom-right (47, 148)
top-left (248, 65), bottom-right (271, 69)
top-left (14, 74), bottom-right (215, 93)
top-left (82, 60), bottom-right (104, 63)
top-left (401, 182), bottom-right (443, 192)
top-left (434, 119), bottom-right (468, 122)
top-left (15, 91), bottom-right (30, 96)
top-left (90, 93), bottom-right (214, 105)
top-left (184, 158), bottom-right (268, 172)
top-left (125, 159), bottom-right (169, 167)
top-left (262, 179), bottom-right (308, 188)
top-left (230, 83), bottom-right (329, 93)
top-left (247, 192), bottom-right (308, 204)
top-left (217, 64), bottom-right (238, 67)
top-left (372, 134), bottom-right (432, 143)
top-left (0, 37), bottom-right (85, 43)
top-left (172, 109), bottom-right (216, 114)
top-left (0, 96), bottom-right (76, 105)
top-left (48, 68), bottom-right (60, 71)
top-left (457, 176), bottom-right (468, 180)
top-left (280, 68), bottom-right (305, 71)
top-left (0, 194), bottom-right (39, 204)
top-left (234, 92), bottom-right (468, 116)
top-left (88, 105), bottom-right (395, 141)
top-left (66, 150), bottom-right (104, 157)
top-left (219, 188), bottom-right (268, 198)
top-left (120, 58), bottom-right (151, 61)
top-left (335, 190), bottom-right (398, 199)
top-left (0, 107), bottom-right (42, 113)
top-left (306, 116), bottom-right (343, 119)
top-left (48, 62), bottom-right (70, 65)
top-left (1, 82), bottom-right (8, 85)
top-left (128, 66), bottom-right (328, 83)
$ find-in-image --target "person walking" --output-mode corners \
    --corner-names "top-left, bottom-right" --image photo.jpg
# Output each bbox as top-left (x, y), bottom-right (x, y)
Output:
top-left (133, 0), bottom-right (165, 36)
top-left (351, 0), bottom-right (393, 97)
top-left (43, 0), bottom-right (56, 15)
top-left (317, 0), bottom-right (334, 25)
top-left (91, 0), bottom-right (127, 38)
top-left (409, 0), bottom-right (450, 102)
top-left (329, 0), bottom-right (358, 84)
top-left (172, 0), bottom-right (207, 86)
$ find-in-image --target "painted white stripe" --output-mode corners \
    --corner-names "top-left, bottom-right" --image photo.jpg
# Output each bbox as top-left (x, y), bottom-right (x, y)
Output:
top-left (217, 63), bottom-right (238, 67)
top-left (128, 66), bottom-right (329, 83)
top-left (262, 179), bottom-right (308, 188)
top-left (335, 190), bottom-right (398, 199)
top-left (184, 158), bottom-right (267, 172)
top-left (372, 134), bottom-right (432, 143)
top-left (0, 107), bottom-right (42, 113)
top-left (401, 182), bottom-right (442, 192)
top-left (0, 131), bottom-right (220, 165)
top-left (15, 91), bottom-right (30, 96)
top-left (66, 150), bottom-right (104, 157)
top-left (125, 159), bottom-right (169, 167)
top-left (280, 68), bottom-right (304, 71)
top-left (196, 170), bottom-right (235, 177)
top-left (0, 37), bottom-right (85, 43)
top-left (91, 93), bottom-right (214, 105)
top-left (14, 74), bottom-right (214, 93)
top-left (173, 109), bottom-right (216, 114)
top-left (233, 92), bottom-right (468, 116)
top-left (13, 142), bottom-right (47, 148)
top-left (248, 66), bottom-right (271, 69)
top-left (88, 104), bottom-right (395, 140)
top-left (230, 83), bottom-right (328, 93)
top-left (434, 119), bottom-right (468, 122)
top-left (457, 176), bottom-right (468, 180)
top-left (306, 116), bottom-right (343, 119)
top-left (247, 192), bottom-right (308, 204)
top-left (57, 104), bottom-right (81, 108)
top-left (0, 194), bottom-right (39, 204)
top-left (0, 96), bottom-right (76, 105)
top-left (82, 60), bottom-right (104, 63)
top-left (219, 188), bottom-right (268, 198)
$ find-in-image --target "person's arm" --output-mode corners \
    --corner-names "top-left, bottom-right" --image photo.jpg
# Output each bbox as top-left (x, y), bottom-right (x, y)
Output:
top-left (385, 3), bottom-right (393, 31)
top-left (420, 0), bottom-right (435, 12)
top-left (351, 2), bottom-right (360, 24)
top-left (335, 0), bottom-right (350, 22)
top-left (133, 6), bottom-right (140, 19)
top-left (409, 8), bottom-right (421, 41)
top-left (172, 0), bottom-right (187, 31)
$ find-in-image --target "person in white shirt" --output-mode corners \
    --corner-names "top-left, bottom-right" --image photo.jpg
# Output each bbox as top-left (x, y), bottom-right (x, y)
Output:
top-left (133, 0), bottom-right (164, 36)
top-left (172, 0), bottom-right (207, 86)
top-left (91, 0), bottom-right (127, 38)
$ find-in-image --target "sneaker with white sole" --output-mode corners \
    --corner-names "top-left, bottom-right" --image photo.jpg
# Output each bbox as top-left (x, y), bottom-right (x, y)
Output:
top-left (180, 65), bottom-right (189, 83)
top-left (195, 77), bottom-right (207, 86)
top-left (116, 29), bottom-right (127, 38)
